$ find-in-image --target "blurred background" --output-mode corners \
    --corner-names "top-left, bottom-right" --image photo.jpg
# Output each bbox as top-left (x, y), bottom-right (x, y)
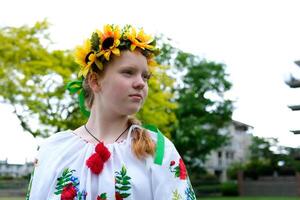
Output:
top-left (1, 0), bottom-right (300, 199)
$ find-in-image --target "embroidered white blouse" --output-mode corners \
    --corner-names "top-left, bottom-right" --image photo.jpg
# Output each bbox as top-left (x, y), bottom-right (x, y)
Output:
top-left (27, 125), bottom-right (196, 200)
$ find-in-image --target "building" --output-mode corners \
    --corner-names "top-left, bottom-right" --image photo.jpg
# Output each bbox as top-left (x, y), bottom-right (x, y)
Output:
top-left (204, 120), bottom-right (253, 182)
top-left (286, 60), bottom-right (300, 134)
top-left (0, 159), bottom-right (34, 177)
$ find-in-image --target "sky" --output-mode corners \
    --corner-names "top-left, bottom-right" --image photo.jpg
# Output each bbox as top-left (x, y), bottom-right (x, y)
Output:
top-left (1, 0), bottom-right (300, 164)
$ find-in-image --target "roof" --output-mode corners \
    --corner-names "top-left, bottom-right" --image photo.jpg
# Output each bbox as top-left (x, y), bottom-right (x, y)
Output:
top-left (288, 105), bottom-right (300, 111)
top-left (232, 120), bottom-right (254, 129)
top-left (290, 130), bottom-right (300, 134)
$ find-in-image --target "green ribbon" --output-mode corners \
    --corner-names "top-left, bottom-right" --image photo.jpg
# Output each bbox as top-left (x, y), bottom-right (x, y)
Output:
top-left (66, 79), bottom-right (90, 118)
top-left (143, 124), bottom-right (165, 165)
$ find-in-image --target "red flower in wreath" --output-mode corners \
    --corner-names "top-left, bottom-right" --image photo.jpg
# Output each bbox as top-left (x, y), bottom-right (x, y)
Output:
top-left (179, 158), bottom-right (187, 180)
top-left (61, 183), bottom-right (77, 200)
top-left (86, 142), bottom-right (111, 174)
top-left (115, 192), bottom-right (123, 200)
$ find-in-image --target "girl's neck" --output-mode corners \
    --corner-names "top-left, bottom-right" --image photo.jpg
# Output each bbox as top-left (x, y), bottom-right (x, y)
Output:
top-left (85, 110), bottom-right (129, 143)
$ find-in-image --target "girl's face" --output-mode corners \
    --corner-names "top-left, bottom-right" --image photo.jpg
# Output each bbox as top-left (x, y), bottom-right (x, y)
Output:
top-left (96, 50), bottom-right (150, 116)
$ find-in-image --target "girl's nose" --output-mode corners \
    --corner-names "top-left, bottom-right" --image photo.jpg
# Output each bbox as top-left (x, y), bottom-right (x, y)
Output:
top-left (132, 75), bottom-right (146, 90)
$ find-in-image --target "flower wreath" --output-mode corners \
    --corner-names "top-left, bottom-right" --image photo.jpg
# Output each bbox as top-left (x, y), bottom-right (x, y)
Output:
top-left (67, 24), bottom-right (160, 117)
top-left (75, 24), bottom-right (159, 78)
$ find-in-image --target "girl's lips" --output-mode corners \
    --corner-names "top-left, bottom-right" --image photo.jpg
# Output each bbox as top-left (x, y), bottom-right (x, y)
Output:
top-left (129, 94), bottom-right (143, 100)
top-left (129, 94), bottom-right (143, 98)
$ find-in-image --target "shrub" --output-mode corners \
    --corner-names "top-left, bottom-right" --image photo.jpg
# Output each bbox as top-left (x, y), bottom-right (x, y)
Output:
top-left (221, 181), bottom-right (238, 196)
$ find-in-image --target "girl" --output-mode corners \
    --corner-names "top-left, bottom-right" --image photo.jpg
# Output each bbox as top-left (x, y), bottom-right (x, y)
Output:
top-left (27, 24), bottom-right (196, 200)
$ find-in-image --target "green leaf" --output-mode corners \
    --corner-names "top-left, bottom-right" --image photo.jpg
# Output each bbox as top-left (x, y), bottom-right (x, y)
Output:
top-left (100, 193), bottom-right (107, 198)
top-left (123, 176), bottom-right (131, 181)
top-left (121, 180), bottom-right (130, 185)
top-left (115, 185), bottom-right (131, 191)
top-left (120, 192), bottom-right (131, 198)
top-left (90, 32), bottom-right (100, 52)
top-left (121, 165), bottom-right (127, 176)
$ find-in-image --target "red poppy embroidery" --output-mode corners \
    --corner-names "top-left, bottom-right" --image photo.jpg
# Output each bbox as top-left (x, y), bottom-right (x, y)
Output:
top-left (169, 158), bottom-right (187, 180)
top-left (61, 183), bottom-right (77, 200)
top-left (86, 142), bottom-right (111, 174)
top-left (170, 160), bottom-right (175, 166)
top-left (179, 158), bottom-right (187, 180)
top-left (115, 192), bottom-right (123, 200)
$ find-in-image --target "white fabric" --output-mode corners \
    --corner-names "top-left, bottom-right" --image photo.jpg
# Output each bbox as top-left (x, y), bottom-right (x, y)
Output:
top-left (28, 125), bottom-right (195, 200)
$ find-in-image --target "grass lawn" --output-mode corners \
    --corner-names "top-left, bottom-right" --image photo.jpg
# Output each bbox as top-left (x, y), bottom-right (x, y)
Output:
top-left (0, 198), bottom-right (24, 200)
top-left (201, 198), bottom-right (299, 200)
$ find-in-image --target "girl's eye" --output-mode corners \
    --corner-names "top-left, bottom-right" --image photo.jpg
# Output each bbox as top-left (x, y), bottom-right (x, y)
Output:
top-left (143, 72), bottom-right (152, 81)
top-left (122, 70), bottom-right (134, 75)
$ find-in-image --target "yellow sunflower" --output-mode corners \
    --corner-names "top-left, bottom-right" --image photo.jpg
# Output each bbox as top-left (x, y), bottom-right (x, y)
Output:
top-left (97, 25), bottom-right (121, 61)
top-left (75, 40), bottom-right (103, 78)
top-left (147, 58), bottom-right (158, 67)
top-left (125, 27), bottom-right (155, 52)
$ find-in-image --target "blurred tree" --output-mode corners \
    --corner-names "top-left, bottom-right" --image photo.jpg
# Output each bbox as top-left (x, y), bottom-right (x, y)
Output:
top-left (157, 41), bottom-right (233, 171)
top-left (0, 21), bottom-right (177, 137)
top-left (0, 20), bottom-right (82, 137)
top-left (229, 136), bottom-right (300, 179)
top-left (249, 136), bottom-right (278, 161)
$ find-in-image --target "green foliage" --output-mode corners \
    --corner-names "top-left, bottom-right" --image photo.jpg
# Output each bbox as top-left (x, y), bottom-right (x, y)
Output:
top-left (190, 173), bottom-right (220, 197)
top-left (154, 36), bottom-right (234, 181)
top-left (0, 175), bottom-right (14, 180)
top-left (274, 147), bottom-right (300, 173)
top-left (227, 162), bottom-right (245, 180)
top-left (220, 182), bottom-right (238, 196)
top-left (173, 52), bottom-right (233, 168)
top-left (0, 21), bottom-right (177, 138)
top-left (195, 184), bottom-right (221, 197)
top-left (0, 20), bottom-right (85, 137)
top-left (228, 136), bottom-right (300, 179)
top-left (250, 136), bottom-right (278, 161)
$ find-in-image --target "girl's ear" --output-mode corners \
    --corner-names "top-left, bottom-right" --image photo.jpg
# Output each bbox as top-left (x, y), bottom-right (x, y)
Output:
top-left (88, 72), bottom-right (101, 92)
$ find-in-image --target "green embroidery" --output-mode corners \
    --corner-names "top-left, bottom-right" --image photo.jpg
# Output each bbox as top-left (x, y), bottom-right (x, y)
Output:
top-left (170, 163), bottom-right (180, 178)
top-left (172, 189), bottom-right (183, 200)
top-left (54, 168), bottom-right (87, 199)
top-left (77, 190), bottom-right (88, 200)
top-left (115, 165), bottom-right (132, 199)
top-left (185, 180), bottom-right (196, 200)
top-left (54, 168), bottom-right (79, 194)
top-left (97, 192), bottom-right (108, 200)
top-left (25, 167), bottom-right (35, 200)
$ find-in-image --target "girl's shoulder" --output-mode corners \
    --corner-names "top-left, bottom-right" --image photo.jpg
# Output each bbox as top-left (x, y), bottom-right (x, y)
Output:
top-left (39, 130), bottom-right (74, 148)
top-left (144, 127), bottom-right (178, 162)
top-left (36, 130), bottom-right (82, 158)
top-left (146, 129), bottom-right (174, 147)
